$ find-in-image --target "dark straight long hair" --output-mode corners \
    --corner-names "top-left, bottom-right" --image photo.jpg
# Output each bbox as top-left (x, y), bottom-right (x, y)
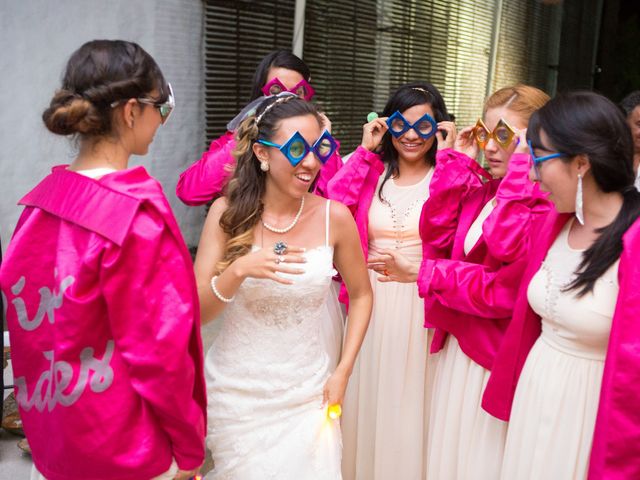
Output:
top-left (528, 90), bottom-right (640, 296)
top-left (378, 82), bottom-right (450, 200)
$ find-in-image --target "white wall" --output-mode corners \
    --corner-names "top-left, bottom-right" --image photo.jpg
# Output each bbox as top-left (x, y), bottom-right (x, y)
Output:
top-left (0, 0), bottom-right (207, 251)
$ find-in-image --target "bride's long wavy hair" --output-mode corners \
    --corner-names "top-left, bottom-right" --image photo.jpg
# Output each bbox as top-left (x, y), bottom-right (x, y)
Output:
top-left (216, 95), bottom-right (323, 272)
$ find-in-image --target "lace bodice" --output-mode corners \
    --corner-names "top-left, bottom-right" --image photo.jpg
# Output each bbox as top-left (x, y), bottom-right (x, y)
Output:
top-left (212, 245), bottom-right (336, 368)
top-left (234, 246), bottom-right (335, 326)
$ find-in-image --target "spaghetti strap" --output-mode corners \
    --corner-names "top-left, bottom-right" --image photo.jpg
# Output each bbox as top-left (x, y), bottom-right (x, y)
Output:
top-left (325, 200), bottom-right (331, 247)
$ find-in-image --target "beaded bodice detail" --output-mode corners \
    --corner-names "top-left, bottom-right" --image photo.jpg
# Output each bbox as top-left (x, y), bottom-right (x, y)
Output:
top-left (368, 167), bottom-right (433, 260)
top-left (527, 220), bottom-right (619, 360)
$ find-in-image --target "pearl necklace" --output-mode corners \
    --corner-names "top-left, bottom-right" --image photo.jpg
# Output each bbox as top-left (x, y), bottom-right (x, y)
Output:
top-left (262, 197), bottom-right (305, 234)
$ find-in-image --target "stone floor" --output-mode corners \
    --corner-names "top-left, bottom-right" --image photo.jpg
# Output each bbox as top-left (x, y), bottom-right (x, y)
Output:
top-left (2, 358), bottom-right (31, 479)
top-left (0, 321), bottom-right (221, 479)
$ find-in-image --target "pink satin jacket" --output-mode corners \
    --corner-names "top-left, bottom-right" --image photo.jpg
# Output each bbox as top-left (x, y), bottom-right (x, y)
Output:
top-left (417, 152), bottom-right (550, 370)
top-left (482, 210), bottom-right (640, 479)
top-left (176, 131), bottom-right (343, 205)
top-left (0, 166), bottom-right (206, 480)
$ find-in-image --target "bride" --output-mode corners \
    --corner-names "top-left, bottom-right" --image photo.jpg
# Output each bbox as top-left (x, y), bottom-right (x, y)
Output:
top-left (194, 93), bottom-right (373, 479)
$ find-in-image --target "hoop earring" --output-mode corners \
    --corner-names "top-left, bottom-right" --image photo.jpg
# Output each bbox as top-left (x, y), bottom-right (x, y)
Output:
top-left (575, 173), bottom-right (584, 225)
top-left (260, 160), bottom-right (270, 172)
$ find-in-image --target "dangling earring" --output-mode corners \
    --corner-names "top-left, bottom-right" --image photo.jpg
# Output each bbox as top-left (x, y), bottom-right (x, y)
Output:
top-left (260, 160), bottom-right (269, 172)
top-left (575, 173), bottom-right (584, 225)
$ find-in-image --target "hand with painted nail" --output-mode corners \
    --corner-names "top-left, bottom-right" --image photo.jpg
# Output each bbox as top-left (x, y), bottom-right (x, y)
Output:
top-left (367, 249), bottom-right (419, 283)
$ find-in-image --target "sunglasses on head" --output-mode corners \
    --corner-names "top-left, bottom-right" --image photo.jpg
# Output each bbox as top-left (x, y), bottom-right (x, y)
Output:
top-left (528, 140), bottom-right (567, 181)
top-left (257, 130), bottom-right (337, 167)
top-left (473, 118), bottom-right (515, 149)
top-left (261, 78), bottom-right (315, 101)
top-left (110, 83), bottom-right (175, 125)
top-left (386, 110), bottom-right (437, 139)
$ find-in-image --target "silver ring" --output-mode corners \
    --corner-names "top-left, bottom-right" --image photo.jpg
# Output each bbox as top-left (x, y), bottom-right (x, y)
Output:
top-left (275, 255), bottom-right (284, 264)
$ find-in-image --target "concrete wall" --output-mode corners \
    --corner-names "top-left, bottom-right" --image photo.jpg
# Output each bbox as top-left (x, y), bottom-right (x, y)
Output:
top-left (0, 0), bottom-right (207, 251)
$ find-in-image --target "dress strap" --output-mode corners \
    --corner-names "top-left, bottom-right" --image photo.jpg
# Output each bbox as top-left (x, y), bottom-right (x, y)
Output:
top-left (325, 200), bottom-right (331, 247)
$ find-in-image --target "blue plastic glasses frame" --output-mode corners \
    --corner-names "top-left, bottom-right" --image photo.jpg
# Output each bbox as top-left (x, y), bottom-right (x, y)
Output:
top-left (386, 111), bottom-right (437, 139)
top-left (257, 130), bottom-right (337, 166)
top-left (528, 140), bottom-right (567, 181)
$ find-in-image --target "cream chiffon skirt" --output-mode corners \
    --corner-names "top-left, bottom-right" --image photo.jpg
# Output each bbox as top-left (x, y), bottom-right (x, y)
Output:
top-left (500, 335), bottom-right (604, 480)
top-left (427, 335), bottom-right (508, 480)
top-left (341, 271), bottom-right (437, 480)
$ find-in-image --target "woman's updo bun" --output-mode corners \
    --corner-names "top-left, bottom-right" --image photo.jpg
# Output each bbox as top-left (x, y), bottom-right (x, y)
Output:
top-left (42, 39), bottom-right (168, 138)
top-left (43, 90), bottom-right (107, 136)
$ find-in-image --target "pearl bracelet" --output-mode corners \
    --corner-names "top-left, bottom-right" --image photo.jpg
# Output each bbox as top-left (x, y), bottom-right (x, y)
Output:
top-left (210, 275), bottom-right (235, 303)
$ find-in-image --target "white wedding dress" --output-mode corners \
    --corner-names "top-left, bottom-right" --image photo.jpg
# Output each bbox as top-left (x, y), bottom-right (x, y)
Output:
top-left (204, 201), bottom-right (343, 479)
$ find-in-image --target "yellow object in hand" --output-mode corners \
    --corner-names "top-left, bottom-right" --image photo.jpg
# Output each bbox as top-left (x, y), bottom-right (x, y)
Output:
top-left (327, 404), bottom-right (342, 420)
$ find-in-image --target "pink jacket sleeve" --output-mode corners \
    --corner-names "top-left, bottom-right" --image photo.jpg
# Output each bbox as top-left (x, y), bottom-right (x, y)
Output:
top-left (420, 149), bottom-right (486, 260)
top-left (313, 141), bottom-right (342, 198)
top-left (176, 132), bottom-right (235, 206)
top-left (588, 221), bottom-right (640, 479)
top-left (326, 146), bottom-right (384, 214)
top-left (100, 205), bottom-right (205, 470)
top-left (418, 256), bottom-right (525, 319)
top-left (481, 153), bottom-right (552, 263)
top-left (417, 153), bottom-right (546, 320)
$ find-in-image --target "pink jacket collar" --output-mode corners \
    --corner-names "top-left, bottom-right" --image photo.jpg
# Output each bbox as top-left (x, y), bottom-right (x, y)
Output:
top-left (20, 166), bottom-right (142, 246)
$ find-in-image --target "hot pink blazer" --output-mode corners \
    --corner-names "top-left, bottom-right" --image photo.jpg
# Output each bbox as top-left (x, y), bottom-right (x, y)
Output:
top-left (482, 210), bottom-right (640, 479)
top-left (0, 166), bottom-right (206, 480)
top-left (417, 152), bottom-right (550, 369)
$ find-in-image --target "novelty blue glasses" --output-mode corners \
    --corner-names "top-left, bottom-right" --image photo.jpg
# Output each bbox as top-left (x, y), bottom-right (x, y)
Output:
top-left (257, 130), bottom-right (337, 166)
top-left (386, 111), bottom-right (437, 139)
top-left (528, 140), bottom-right (567, 181)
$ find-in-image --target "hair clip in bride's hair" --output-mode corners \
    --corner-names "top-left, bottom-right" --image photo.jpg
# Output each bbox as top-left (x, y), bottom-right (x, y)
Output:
top-left (226, 92), bottom-right (297, 132)
top-left (255, 92), bottom-right (297, 125)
